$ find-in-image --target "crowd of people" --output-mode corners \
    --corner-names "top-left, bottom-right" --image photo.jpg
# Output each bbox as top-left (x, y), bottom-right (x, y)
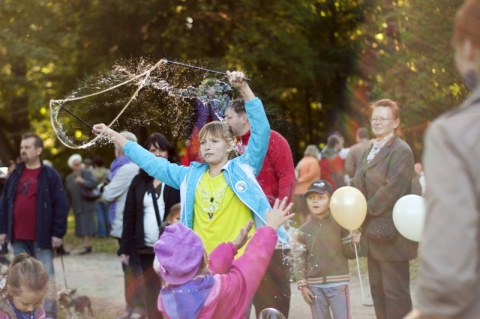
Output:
top-left (0, 1), bottom-right (479, 318)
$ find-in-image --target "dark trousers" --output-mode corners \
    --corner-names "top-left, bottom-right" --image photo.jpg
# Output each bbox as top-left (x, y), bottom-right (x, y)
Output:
top-left (118, 240), bottom-right (146, 312)
top-left (253, 249), bottom-right (291, 318)
top-left (368, 258), bottom-right (412, 319)
top-left (138, 253), bottom-right (163, 319)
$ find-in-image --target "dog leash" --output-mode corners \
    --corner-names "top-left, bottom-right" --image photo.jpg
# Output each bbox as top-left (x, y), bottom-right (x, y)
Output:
top-left (59, 253), bottom-right (69, 289)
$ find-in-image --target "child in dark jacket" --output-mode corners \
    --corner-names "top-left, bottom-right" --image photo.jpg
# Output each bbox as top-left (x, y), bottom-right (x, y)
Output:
top-left (293, 180), bottom-right (360, 319)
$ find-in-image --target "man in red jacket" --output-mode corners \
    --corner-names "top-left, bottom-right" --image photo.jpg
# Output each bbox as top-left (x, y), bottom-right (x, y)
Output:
top-left (225, 100), bottom-right (296, 318)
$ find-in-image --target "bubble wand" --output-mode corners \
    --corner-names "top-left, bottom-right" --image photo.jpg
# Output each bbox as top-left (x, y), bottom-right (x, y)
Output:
top-left (59, 104), bottom-right (94, 130)
top-left (161, 59), bottom-right (251, 81)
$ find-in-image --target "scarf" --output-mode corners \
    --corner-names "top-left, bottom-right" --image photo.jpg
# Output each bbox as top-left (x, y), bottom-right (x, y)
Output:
top-left (366, 133), bottom-right (394, 163)
top-left (108, 155), bottom-right (132, 180)
top-left (161, 275), bottom-right (215, 319)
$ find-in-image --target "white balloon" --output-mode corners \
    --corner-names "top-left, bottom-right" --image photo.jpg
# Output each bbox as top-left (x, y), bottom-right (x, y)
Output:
top-left (393, 194), bottom-right (426, 242)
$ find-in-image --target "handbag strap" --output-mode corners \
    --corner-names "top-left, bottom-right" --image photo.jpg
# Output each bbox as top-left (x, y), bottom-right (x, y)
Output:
top-left (149, 182), bottom-right (164, 227)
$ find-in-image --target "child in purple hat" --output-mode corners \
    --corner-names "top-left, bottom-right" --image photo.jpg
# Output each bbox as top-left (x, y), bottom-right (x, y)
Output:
top-left (153, 198), bottom-right (293, 319)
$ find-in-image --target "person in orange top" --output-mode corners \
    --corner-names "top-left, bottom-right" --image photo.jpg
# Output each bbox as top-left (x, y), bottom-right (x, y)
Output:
top-left (293, 144), bottom-right (321, 226)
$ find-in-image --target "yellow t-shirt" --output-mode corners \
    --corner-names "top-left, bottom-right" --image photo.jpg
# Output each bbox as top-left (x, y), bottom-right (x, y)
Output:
top-left (193, 171), bottom-right (255, 255)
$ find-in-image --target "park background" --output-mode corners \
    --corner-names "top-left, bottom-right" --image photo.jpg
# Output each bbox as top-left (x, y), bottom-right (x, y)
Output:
top-left (0, 0), bottom-right (468, 175)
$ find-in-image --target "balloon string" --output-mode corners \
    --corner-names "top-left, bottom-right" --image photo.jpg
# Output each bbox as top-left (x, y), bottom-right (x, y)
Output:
top-left (354, 243), bottom-right (365, 300)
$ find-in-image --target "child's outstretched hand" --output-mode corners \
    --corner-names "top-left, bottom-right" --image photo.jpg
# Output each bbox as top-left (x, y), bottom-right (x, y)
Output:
top-left (92, 124), bottom-right (128, 149)
top-left (266, 197), bottom-right (294, 230)
top-left (226, 70), bottom-right (255, 101)
top-left (226, 71), bottom-right (247, 89)
top-left (232, 220), bottom-right (254, 251)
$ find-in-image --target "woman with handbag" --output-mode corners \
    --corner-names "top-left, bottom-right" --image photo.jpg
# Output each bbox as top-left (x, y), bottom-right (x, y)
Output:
top-left (65, 154), bottom-right (98, 254)
top-left (118, 133), bottom-right (180, 319)
top-left (352, 99), bottom-right (417, 319)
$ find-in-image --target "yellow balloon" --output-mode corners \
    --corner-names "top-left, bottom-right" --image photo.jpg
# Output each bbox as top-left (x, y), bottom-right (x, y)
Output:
top-left (330, 186), bottom-right (367, 230)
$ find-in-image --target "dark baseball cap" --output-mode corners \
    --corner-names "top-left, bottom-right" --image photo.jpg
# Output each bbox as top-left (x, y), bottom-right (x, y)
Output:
top-left (304, 180), bottom-right (334, 197)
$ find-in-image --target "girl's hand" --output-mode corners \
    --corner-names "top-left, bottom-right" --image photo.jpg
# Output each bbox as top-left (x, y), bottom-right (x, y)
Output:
top-left (92, 124), bottom-right (128, 149)
top-left (232, 220), bottom-right (254, 250)
top-left (301, 286), bottom-right (314, 305)
top-left (226, 71), bottom-right (247, 89)
top-left (92, 123), bottom-right (109, 136)
top-left (266, 197), bottom-right (294, 230)
top-left (226, 70), bottom-right (255, 101)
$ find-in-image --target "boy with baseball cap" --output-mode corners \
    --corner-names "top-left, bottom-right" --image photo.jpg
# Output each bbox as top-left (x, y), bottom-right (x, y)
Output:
top-left (153, 198), bottom-right (293, 318)
top-left (293, 180), bottom-right (360, 319)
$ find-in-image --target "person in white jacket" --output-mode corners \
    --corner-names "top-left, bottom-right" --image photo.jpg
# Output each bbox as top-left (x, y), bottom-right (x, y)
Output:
top-left (102, 131), bottom-right (146, 319)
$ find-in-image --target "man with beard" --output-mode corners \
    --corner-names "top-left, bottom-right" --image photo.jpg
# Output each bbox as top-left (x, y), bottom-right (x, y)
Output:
top-left (0, 132), bottom-right (69, 319)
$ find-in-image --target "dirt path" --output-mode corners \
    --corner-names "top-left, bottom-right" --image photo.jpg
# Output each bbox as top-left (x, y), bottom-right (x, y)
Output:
top-left (54, 253), bottom-right (377, 319)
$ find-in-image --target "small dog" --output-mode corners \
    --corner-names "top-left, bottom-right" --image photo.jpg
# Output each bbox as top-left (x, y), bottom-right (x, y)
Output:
top-left (58, 288), bottom-right (94, 319)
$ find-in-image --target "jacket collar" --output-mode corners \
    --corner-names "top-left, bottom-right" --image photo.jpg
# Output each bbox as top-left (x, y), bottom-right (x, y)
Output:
top-left (456, 85), bottom-right (480, 112)
top-left (237, 130), bottom-right (251, 145)
top-left (366, 134), bottom-right (399, 169)
top-left (310, 211), bottom-right (333, 224)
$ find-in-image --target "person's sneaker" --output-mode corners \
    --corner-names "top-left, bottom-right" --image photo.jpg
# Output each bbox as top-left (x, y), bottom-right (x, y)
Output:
top-left (129, 307), bottom-right (147, 319)
top-left (79, 246), bottom-right (92, 255)
top-left (117, 306), bottom-right (133, 319)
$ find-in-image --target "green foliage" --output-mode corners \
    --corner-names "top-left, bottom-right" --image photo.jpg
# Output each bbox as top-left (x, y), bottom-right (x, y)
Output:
top-left (0, 0), bottom-right (466, 166)
top-left (355, 0), bottom-right (467, 159)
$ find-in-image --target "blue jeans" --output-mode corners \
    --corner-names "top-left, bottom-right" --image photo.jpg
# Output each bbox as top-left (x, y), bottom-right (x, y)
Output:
top-left (13, 240), bottom-right (57, 319)
top-left (310, 284), bottom-right (351, 319)
top-left (96, 202), bottom-right (110, 237)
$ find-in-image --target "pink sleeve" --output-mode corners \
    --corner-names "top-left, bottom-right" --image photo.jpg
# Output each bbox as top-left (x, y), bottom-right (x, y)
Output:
top-left (216, 227), bottom-right (278, 313)
top-left (208, 242), bottom-right (237, 275)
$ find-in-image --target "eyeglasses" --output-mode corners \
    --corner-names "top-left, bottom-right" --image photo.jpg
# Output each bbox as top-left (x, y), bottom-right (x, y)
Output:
top-left (370, 117), bottom-right (393, 123)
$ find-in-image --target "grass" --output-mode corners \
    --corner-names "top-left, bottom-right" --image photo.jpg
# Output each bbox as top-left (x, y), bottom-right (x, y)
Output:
top-left (63, 212), bottom-right (118, 254)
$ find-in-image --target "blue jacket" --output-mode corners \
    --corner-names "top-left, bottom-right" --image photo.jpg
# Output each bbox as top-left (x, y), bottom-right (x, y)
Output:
top-left (0, 161), bottom-right (69, 248)
top-left (124, 97), bottom-right (289, 243)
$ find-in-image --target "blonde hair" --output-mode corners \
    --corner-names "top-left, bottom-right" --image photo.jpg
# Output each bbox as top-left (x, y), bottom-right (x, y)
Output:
top-left (198, 121), bottom-right (240, 160)
top-left (1, 253), bottom-right (49, 300)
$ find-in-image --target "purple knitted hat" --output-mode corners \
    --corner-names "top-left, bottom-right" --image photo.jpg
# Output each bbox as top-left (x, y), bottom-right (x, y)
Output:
top-left (154, 223), bottom-right (205, 285)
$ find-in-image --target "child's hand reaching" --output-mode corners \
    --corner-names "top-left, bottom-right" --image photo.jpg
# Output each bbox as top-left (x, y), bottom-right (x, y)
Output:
top-left (266, 197), bottom-right (294, 230)
top-left (232, 220), bottom-right (254, 251)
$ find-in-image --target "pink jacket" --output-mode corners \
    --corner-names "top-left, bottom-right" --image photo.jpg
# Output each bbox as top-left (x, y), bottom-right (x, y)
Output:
top-left (158, 226), bottom-right (278, 318)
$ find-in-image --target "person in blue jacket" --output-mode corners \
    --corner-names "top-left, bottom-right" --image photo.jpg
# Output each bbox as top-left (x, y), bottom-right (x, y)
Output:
top-left (93, 70), bottom-right (289, 255)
